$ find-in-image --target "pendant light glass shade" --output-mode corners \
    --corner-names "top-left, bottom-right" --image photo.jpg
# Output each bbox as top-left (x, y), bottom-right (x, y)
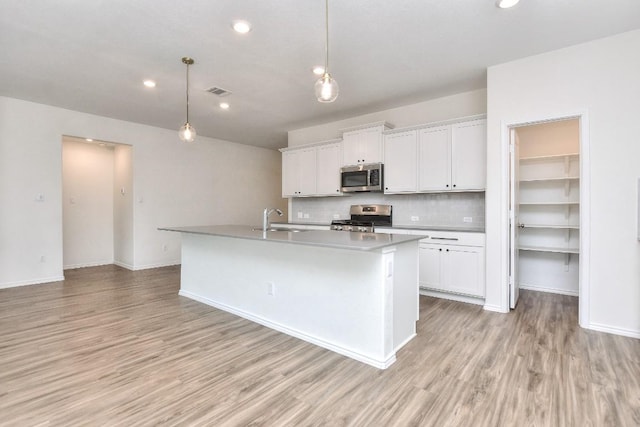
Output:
top-left (178, 122), bottom-right (196, 142)
top-left (315, 72), bottom-right (339, 103)
top-left (316, 0), bottom-right (338, 103)
top-left (178, 57), bottom-right (196, 143)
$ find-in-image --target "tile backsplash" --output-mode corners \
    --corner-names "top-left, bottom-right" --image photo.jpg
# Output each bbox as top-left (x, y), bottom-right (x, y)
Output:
top-left (291, 192), bottom-right (485, 230)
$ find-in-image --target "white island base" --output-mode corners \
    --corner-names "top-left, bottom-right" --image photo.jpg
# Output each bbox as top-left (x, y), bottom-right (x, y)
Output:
top-left (174, 229), bottom-right (419, 369)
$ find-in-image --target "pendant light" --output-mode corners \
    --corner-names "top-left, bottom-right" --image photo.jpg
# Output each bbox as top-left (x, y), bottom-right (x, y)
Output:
top-left (178, 57), bottom-right (196, 142)
top-left (315, 0), bottom-right (339, 103)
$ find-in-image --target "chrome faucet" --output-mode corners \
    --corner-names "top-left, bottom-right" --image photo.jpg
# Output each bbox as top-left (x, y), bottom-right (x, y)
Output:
top-left (263, 208), bottom-right (284, 232)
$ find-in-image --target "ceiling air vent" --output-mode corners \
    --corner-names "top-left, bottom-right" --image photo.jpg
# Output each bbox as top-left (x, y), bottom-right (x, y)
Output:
top-left (205, 86), bottom-right (232, 97)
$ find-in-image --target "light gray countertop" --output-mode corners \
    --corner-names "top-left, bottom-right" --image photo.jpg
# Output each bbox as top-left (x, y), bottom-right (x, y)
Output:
top-left (273, 222), bottom-right (485, 233)
top-left (159, 225), bottom-right (423, 251)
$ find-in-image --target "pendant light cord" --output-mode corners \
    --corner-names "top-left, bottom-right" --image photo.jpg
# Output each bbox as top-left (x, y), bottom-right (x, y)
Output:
top-left (324, 0), bottom-right (329, 73)
top-left (185, 62), bottom-right (190, 123)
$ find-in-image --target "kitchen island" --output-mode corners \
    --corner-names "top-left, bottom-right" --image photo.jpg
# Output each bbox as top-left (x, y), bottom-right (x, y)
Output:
top-left (160, 225), bottom-right (421, 368)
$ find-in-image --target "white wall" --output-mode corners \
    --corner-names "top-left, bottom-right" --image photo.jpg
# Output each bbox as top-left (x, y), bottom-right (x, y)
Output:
top-left (516, 119), bottom-right (579, 158)
top-left (62, 139), bottom-right (115, 269)
top-left (486, 30), bottom-right (640, 337)
top-left (114, 143), bottom-right (133, 268)
top-left (0, 96), bottom-right (285, 288)
top-left (288, 89), bottom-right (487, 146)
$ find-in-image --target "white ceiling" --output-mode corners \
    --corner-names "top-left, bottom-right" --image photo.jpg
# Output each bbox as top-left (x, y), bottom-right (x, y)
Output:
top-left (1, 1), bottom-right (639, 149)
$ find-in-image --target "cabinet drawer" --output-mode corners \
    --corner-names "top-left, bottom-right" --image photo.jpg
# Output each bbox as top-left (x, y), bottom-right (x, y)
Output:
top-left (420, 231), bottom-right (485, 247)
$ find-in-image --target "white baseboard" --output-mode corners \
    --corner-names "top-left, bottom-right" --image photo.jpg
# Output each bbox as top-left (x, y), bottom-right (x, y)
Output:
top-left (483, 304), bottom-right (509, 313)
top-left (519, 283), bottom-right (579, 297)
top-left (587, 322), bottom-right (640, 339)
top-left (64, 260), bottom-right (113, 270)
top-left (420, 288), bottom-right (485, 306)
top-left (113, 261), bottom-right (134, 270)
top-left (179, 289), bottom-right (397, 369)
top-left (131, 261), bottom-right (181, 271)
top-left (0, 275), bottom-right (65, 289)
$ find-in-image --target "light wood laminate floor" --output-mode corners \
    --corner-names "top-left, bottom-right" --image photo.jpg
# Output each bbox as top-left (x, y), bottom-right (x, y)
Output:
top-left (1, 265), bottom-right (638, 426)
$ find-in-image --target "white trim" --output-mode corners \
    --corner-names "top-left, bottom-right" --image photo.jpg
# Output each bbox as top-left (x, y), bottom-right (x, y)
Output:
top-left (483, 303), bottom-right (508, 313)
top-left (420, 288), bottom-right (485, 306)
top-left (587, 322), bottom-right (640, 339)
top-left (340, 121), bottom-right (394, 133)
top-left (64, 260), bottom-right (113, 270)
top-left (384, 114), bottom-right (486, 135)
top-left (519, 283), bottom-right (579, 297)
top-left (113, 260), bottom-right (135, 270)
top-left (577, 112), bottom-right (591, 328)
top-left (500, 110), bottom-right (590, 326)
top-left (0, 275), bottom-right (65, 289)
top-left (179, 289), bottom-right (397, 369)
top-left (393, 333), bottom-right (417, 354)
top-left (278, 138), bottom-right (342, 152)
top-left (131, 261), bottom-right (181, 271)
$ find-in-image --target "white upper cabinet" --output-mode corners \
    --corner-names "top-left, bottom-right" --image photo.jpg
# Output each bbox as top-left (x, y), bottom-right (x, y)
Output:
top-left (315, 142), bottom-right (342, 196)
top-left (383, 130), bottom-right (418, 193)
top-left (281, 140), bottom-right (342, 198)
top-left (282, 147), bottom-right (316, 197)
top-left (418, 119), bottom-right (486, 192)
top-left (342, 126), bottom-right (385, 166)
top-left (451, 119), bottom-right (486, 191)
top-left (418, 125), bottom-right (451, 191)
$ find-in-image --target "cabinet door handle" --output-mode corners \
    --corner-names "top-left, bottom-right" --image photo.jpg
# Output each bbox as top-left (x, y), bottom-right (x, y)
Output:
top-left (453, 184), bottom-right (457, 188)
top-left (431, 237), bottom-right (459, 241)
top-left (446, 184), bottom-right (449, 188)
top-left (519, 224), bottom-right (525, 228)
top-left (446, 249), bottom-right (449, 252)
top-left (439, 248), bottom-right (442, 251)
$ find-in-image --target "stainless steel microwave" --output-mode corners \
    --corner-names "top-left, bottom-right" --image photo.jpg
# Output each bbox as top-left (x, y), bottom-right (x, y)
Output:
top-left (340, 163), bottom-right (383, 192)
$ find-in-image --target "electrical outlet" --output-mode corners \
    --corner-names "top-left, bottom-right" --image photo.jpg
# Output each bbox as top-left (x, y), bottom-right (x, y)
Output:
top-left (297, 211), bottom-right (303, 219)
top-left (410, 216), bottom-right (419, 222)
top-left (463, 217), bottom-right (473, 223)
top-left (162, 244), bottom-right (168, 252)
top-left (267, 282), bottom-right (275, 296)
top-left (333, 214), bottom-right (340, 219)
top-left (303, 213), bottom-right (310, 219)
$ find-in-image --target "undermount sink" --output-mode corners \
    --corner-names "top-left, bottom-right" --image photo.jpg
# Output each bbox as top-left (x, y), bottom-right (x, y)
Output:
top-left (252, 227), bottom-right (306, 233)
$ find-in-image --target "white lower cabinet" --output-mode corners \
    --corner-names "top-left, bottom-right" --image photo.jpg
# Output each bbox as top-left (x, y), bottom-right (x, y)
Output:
top-left (376, 228), bottom-right (486, 299)
top-left (418, 232), bottom-right (485, 298)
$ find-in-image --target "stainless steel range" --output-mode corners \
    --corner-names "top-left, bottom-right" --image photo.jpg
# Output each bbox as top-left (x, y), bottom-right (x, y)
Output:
top-left (330, 204), bottom-right (392, 232)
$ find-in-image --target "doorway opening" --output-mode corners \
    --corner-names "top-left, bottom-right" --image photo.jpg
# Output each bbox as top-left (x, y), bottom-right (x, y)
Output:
top-left (508, 114), bottom-right (590, 326)
top-left (62, 136), bottom-right (133, 270)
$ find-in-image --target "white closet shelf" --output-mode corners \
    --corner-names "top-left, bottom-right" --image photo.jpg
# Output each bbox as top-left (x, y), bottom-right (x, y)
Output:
top-left (520, 153), bottom-right (579, 161)
top-left (520, 224), bottom-right (579, 229)
top-left (518, 245), bottom-right (580, 254)
top-left (519, 176), bottom-right (580, 182)
top-left (519, 201), bottom-right (580, 205)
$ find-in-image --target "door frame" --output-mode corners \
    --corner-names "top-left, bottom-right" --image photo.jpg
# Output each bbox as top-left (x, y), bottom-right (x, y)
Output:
top-left (502, 110), bottom-right (590, 328)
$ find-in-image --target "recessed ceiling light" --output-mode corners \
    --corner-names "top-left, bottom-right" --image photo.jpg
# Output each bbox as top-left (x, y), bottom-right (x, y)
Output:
top-left (232, 20), bottom-right (252, 34)
top-left (312, 66), bottom-right (325, 76)
top-left (496, 0), bottom-right (520, 8)
top-left (85, 138), bottom-right (93, 142)
top-left (220, 102), bottom-right (230, 110)
top-left (143, 80), bottom-right (156, 88)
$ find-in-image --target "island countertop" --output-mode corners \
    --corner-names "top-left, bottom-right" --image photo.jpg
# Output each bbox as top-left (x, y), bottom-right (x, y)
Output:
top-left (159, 225), bottom-right (422, 251)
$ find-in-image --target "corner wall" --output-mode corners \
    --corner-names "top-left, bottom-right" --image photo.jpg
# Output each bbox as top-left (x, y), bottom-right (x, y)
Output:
top-left (486, 30), bottom-right (640, 337)
top-left (0, 96), bottom-right (285, 288)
